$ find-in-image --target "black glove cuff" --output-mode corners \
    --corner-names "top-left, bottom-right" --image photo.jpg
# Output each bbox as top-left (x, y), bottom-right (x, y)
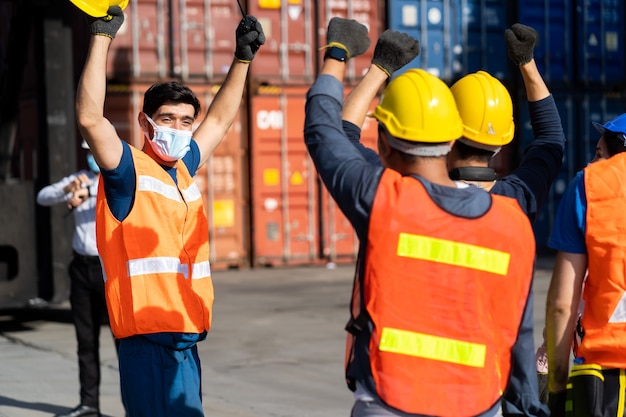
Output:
top-left (324, 46), bottom-right (348, 63)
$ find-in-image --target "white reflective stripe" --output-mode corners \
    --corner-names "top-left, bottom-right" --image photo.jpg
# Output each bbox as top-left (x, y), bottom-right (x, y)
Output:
top-left (128, 257), bottom-right (188, 279)
top-left (609, 292), bottom-right (626, 323)
top-left (137, 175), bottom-right (181, 202)
top-left (192, 261), bottom-right (211, 279)
top-left (181, 183), bottom-right (202, 202)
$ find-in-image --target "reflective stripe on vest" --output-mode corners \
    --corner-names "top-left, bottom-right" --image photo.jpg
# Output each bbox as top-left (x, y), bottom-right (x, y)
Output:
top-left (582, 153), bottom-right (626, 368)
top-left (361, 169), bottom-right (535, 416)
top-left (396, 232), bottom-right (510, 275)
top-left (96, 146), bottom-right (214, 338)
top-left (379, 327), bottom-right (486, 368)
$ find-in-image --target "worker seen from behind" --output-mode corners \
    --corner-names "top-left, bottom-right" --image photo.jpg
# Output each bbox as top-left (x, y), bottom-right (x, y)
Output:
top-left (304, 17), bottom-right (538, 417)
top-left (546, 113), bottom-right (626, 417)
top-left (341, 22), bottom-right (564, 416)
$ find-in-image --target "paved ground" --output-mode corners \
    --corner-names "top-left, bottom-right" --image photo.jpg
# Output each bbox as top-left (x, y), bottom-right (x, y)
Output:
top-left (0, 257), bottom-right (556, 417)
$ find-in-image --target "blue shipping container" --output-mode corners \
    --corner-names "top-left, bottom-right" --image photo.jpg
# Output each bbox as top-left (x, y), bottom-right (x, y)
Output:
top-left (576, 0), bottom-right (625, 86)
top-left (387, 0), bottom-right (511, 83)
top-left (517, 0), bottom-right (574, 86)
top-left (518, 0), bottom-right (625, 88)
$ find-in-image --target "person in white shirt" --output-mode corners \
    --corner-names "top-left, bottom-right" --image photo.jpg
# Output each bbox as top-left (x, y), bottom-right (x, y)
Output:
top-left (37, 140), bottom-right (118, 417)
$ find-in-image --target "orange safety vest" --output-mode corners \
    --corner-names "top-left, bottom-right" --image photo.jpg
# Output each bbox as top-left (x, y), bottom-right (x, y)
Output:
top-left (580, 153), bottom-right (626, 368)
top-left (96, 146), bottom-right (214, 339)
top-left (347, 170), bottom-right (535, 416)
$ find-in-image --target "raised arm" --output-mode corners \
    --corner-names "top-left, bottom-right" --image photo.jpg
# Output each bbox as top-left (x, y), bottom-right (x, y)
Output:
top-left (500, 23), bottom-right (565, 223)
top-left (75, 7), bottom-right (125, 171)
top-left (505, 23), bottom-right (549, 102)
top-left (342, 30), bottom-right (419, 128)
top-left (193, 16), bottom-right (265, 168)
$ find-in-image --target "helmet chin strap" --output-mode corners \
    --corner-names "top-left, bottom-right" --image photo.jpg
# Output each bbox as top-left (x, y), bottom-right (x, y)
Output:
top-left (449, 166), bottom-right (498, 182)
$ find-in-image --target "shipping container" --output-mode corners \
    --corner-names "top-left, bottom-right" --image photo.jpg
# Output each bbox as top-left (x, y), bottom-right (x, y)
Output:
top-left (248, 0), bottom-right (317, 85)
top-left (103, 83), bottom-right (250, 270)
top-left (248, 0), bottom-right (383, 86)
top-left (576, 0), bottom-right (625, 86)
top-left (105, 0), bottom-right (241, 82)
top-left (518, 0), bottom-right (626, 88)
top-left (387, 0), bottom-right (512, 83)
top-left (249, 85), bottom-right (318, 266)
top-left (517, 89), bottom-right (626, 251)
top-left (517, 0), bottom-right (574, 86)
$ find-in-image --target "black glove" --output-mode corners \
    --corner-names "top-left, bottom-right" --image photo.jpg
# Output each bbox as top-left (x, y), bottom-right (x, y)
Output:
top-left (547, 390), bottom-right (566, 417)
top-left (235, 15), bottom-right (266, 62)
top-left (325, 17), bottom-right (371, 59)
top-left (372, 30), bottom-right (420, 77)
top-left (89, 6), bottom-right (125, 39)
top-left (504, 23), bottom-right (538, 66)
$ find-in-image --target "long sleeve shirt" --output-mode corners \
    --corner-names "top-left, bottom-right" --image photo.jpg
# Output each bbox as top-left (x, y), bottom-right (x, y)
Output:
top-left (36, 170), bottom-right (99, 256)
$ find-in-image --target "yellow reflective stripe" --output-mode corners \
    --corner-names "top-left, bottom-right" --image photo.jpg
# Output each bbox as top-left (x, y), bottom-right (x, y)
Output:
top-left (618, 369), bottom-right (625, 417)
top-left (396, 233), bottom-right (510, 275)
top-left (379, 327), bottom-right (486, 368)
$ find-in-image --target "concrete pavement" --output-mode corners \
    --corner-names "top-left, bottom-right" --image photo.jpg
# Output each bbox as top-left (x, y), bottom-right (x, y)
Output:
top-left (0, 258), bottom-right (556, 417)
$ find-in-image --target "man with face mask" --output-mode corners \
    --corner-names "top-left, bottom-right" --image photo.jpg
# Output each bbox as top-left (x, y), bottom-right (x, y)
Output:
top-left (73, 5), bottom-right (265, 417)
top-left (37, 140), bottom-right (120, 417)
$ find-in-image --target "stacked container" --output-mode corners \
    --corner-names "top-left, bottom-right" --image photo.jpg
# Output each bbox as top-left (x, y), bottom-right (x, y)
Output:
top-left (246, 0), bottom-right (383, 266)
top-left (516, 0), bottom-right (626, 251)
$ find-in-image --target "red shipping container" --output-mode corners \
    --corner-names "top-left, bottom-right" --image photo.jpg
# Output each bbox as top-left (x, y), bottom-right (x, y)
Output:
top-left (105, 0), bottom-right (241, 83)
top-left (103, 83), bottom-right (249, 270)
top-left (250, 85), bottom-right (318, 266)
top-left (249, 84), bottom-right (380, 266)
top-left (248, 0), bottom-right (318, 85)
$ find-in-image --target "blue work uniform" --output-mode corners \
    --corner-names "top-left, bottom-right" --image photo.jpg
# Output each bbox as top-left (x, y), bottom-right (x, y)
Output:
top-left (100, 140), bottom-right (206, 417)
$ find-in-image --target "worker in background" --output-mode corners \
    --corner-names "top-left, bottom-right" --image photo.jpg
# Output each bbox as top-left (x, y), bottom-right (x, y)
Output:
top-left (305, 17), bottom-right (537, 416)
top-left (341, 22), bottom-right (564, 416)
top-left (72, 3), bottom-right (264, 416)
top-left (546, 113), bottom-right (626, 417)
top-left (37, 141), bottom-right (120, 417)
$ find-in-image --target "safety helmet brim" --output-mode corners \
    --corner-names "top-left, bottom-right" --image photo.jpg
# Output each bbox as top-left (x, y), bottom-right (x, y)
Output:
top-left (592, 113), bottom-right (626, 136)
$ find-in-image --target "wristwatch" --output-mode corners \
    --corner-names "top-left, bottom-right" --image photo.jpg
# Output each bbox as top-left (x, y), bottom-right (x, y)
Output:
top-left (324, 46), bottom-right (348, 62)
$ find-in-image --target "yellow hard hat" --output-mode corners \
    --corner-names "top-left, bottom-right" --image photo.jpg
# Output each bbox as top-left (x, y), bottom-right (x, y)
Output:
top-left (371, 69), bottom-right (463, 143)
top-left (450, 71), bottom-right (514, 148)
top-left (68, 0), bottom-right (129, 18)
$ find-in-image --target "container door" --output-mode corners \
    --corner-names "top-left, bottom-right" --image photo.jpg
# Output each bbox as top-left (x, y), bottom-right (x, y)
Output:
top-left (171, 0), bottom-right (241, 82)
top-left (462, 0), bottom-right (510, 81)
top-left (517, 0), bottom-right (574, 87)
top-left (107, 0), bottom-right (170, 81)
top-left (193, 86), bottom-right (250, 269)
top-left (388, 0), bottom-right (457, 81)
top-left (248, 0), bottom-right (317, 85)
top-left (576, 0), bottom-right (625, 87)
top-left (250, 86), bottom-right (318, 266)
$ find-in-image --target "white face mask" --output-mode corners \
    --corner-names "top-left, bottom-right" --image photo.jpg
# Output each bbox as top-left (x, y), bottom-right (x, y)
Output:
top-left (143, 114), bottom-right (192, 162)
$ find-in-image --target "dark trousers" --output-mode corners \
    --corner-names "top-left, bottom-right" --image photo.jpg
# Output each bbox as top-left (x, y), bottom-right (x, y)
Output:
top-left (68, 253), bottom-right (117, 409)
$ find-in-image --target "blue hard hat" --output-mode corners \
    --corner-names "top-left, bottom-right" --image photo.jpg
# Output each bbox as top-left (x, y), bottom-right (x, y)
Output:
top-left (592, 113), bottom-right (626, 136)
